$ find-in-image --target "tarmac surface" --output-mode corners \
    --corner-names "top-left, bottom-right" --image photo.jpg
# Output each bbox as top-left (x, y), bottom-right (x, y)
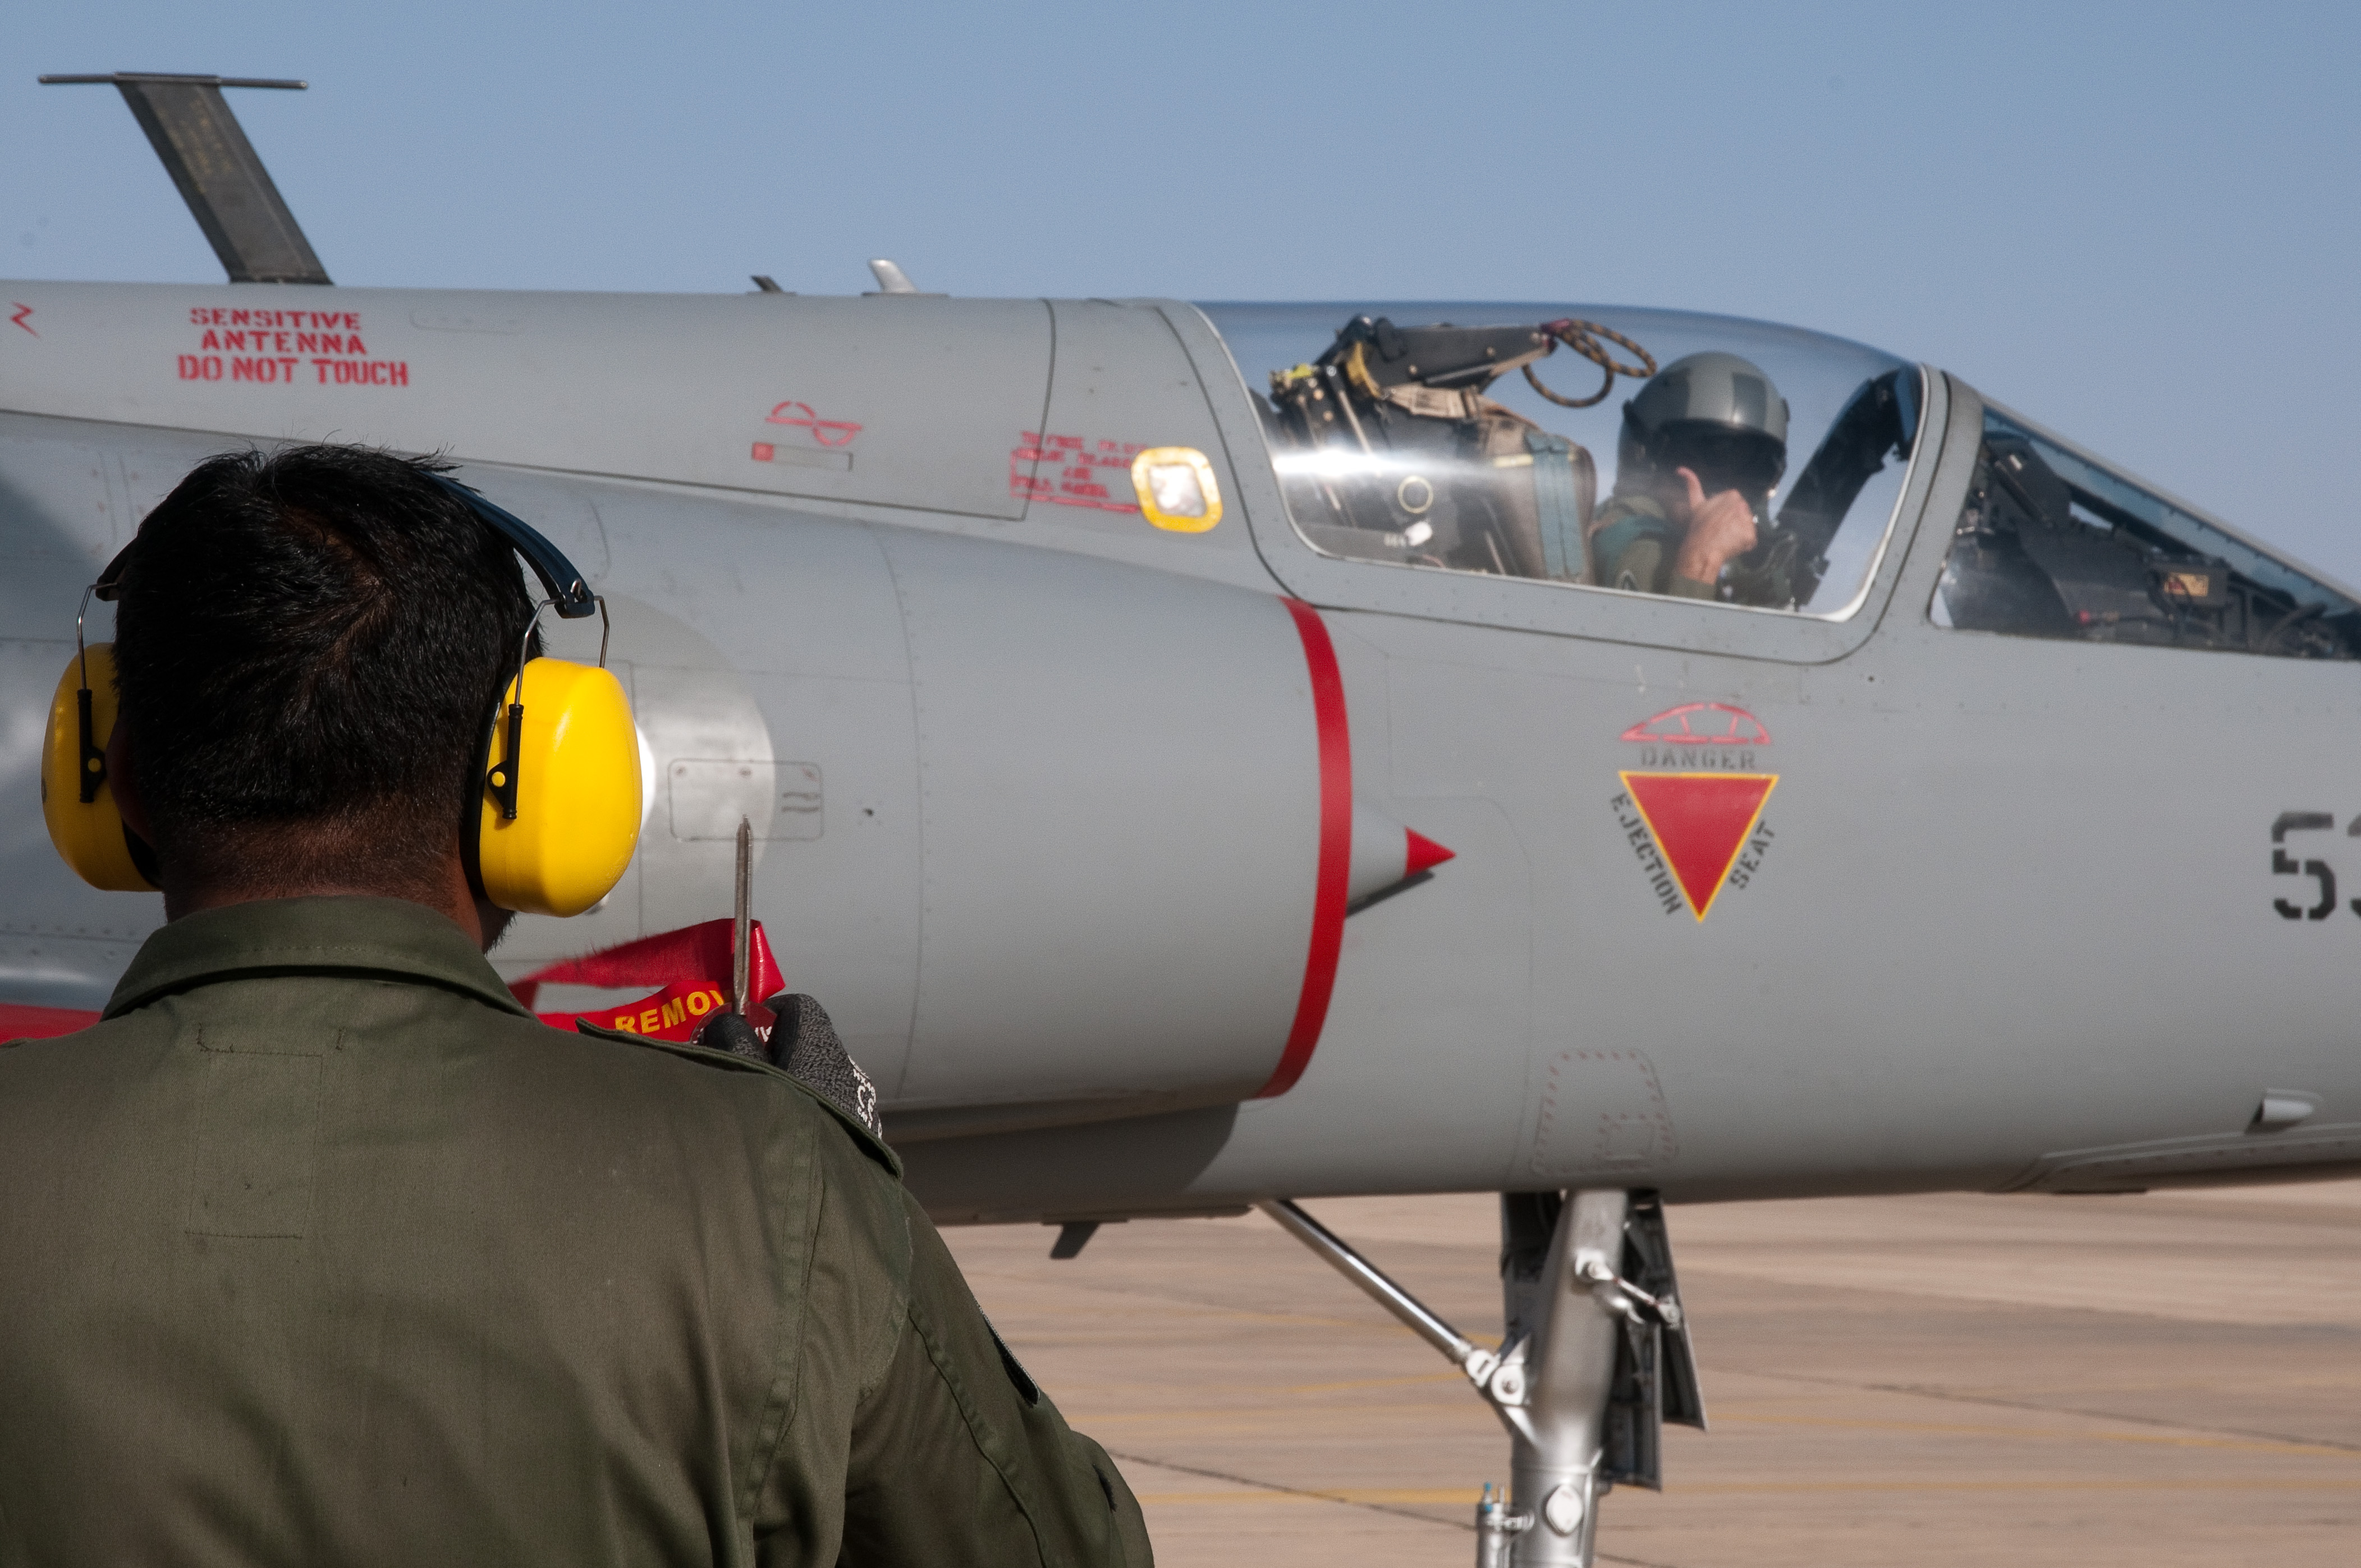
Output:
top-left (942, 1180), bottom-right (2361, 1568)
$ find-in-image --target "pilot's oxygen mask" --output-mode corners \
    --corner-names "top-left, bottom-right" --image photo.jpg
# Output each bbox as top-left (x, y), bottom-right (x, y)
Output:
top-left (1260, 315), bottom-right (1654, 584)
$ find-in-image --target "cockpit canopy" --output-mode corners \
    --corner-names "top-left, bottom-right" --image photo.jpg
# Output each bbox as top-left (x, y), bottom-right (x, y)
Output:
top-left (1933, 406), bottom-right (2361, 660)
top-left (1201, 302), bottom-right (1921, 618)
top-left (1203, 302), bottom-right (2361, 661)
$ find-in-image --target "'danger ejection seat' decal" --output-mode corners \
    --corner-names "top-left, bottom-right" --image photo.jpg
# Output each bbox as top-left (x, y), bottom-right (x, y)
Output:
top-left (1611, 703), bottom-right (1778, 922)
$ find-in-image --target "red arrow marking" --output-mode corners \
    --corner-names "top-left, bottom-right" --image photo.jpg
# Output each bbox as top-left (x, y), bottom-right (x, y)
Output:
top-left (10, 304), bottom-right (34, 338)
top-left (1620, 772), bottom-right (1777, 921)
top-left (1405, 828), bottom-right (1455, 876)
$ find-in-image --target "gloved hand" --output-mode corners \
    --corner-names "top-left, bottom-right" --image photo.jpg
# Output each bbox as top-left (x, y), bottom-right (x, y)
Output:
top-left (689, 994), bottom-right (883, 1140)
top-left (765, 993), bottom-right (883, 1139)
top-left (690, 1010), bottom-right (766, 1062)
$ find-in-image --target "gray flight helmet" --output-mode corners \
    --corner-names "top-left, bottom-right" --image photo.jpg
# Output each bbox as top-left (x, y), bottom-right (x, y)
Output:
top-left (1619, 352), bottom-right (1791, 494)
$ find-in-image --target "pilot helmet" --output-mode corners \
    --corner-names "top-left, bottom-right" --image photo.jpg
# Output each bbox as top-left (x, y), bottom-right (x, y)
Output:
top-left (1620, 352), bottom-right (1790, 500)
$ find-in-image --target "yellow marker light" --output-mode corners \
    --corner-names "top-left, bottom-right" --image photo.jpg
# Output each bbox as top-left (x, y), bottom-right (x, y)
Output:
top-left (1130, 447), bottom-right (1223, 533)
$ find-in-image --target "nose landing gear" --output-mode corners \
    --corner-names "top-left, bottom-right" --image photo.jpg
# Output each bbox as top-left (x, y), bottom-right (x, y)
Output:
top-left (1257, 1190), bottom-right (1702, 1567)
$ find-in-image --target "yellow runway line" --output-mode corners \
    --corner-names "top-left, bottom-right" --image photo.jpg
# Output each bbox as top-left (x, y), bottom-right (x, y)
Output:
top-left (1138, 1489), bottom-right (1480, 1508)
top-left (1663, 1477), bottom-right (2361, 1496)
top-left (1136, 1477), bottom-right (2361, 1509)
top-left (1711, 1410), bottom-right (2361, 1459)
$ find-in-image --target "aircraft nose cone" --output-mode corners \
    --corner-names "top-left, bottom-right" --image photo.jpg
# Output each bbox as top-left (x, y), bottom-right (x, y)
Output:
top-left (1349, 803), bottom-right (1456, 906)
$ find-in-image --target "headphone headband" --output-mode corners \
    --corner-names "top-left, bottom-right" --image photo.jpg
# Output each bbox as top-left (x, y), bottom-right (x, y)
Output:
top-left (424, 473), bottom-right (601, 620)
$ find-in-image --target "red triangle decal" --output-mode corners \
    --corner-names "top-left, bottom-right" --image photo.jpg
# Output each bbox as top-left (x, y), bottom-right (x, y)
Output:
top-left (1620, 772), bottom-right (1777, 921)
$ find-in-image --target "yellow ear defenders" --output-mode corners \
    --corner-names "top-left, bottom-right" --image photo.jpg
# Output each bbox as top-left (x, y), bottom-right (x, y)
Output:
top-left (40, 474), bottom-right (643, 918)
top-left (40, 629), bottom-right (157, 892)
top-left (447, 476), bottom-right (640, 918)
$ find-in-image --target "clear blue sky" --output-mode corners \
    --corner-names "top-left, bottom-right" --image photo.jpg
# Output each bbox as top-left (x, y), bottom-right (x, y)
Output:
top-left (11, 1), bottom-right (2360, 587)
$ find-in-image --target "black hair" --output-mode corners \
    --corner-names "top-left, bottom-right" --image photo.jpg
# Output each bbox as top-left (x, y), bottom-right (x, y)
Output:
top-left (111, 444), bottom-right (534, 894)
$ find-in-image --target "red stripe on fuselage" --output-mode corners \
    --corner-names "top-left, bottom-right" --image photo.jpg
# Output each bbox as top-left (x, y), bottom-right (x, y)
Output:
top-left (0, 1002), bottom-right (101, 1039)
top-left (1258, 599), bottom-right (1351, 1098)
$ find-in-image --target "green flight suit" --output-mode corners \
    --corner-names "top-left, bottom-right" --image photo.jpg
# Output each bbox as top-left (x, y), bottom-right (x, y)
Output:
top-left (0, 895), bottom-right (1150, 1568)
top-left (1588, 491), bottom-right (1719, 600)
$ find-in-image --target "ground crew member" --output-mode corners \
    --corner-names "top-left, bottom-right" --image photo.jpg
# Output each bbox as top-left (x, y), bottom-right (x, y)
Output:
top-left (1589, 352), bottom-right (1790, 600)
top-left (0, 444), bottom-right (1151, 1567)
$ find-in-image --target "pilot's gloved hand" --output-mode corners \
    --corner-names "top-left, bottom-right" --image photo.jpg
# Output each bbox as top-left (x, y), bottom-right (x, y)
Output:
top-left (690, 1010), bottom-right (765, 1062)
top-left (1671, 466), bottom-right (1758, 587)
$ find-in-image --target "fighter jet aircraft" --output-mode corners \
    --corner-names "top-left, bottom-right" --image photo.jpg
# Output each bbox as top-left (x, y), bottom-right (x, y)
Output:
top-left (7, 75), bottom-right (2358, 1566)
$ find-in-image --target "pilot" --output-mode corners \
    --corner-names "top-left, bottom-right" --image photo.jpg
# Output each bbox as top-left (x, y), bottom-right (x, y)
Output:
top-left (1589, 352), bottom-right (1790, 600)
top-left (0, 446), bottom-right (1151, 1567)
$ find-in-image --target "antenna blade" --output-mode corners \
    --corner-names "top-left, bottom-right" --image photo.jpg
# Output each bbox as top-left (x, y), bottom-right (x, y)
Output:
top-left (98, 76), bottom-right (330, 284)
top-left (867, 258), bottom-right (919, 295)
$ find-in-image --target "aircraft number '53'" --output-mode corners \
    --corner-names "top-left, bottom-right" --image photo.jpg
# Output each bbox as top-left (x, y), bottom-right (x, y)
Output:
top-left (2270, 811), bottom-right (2361, 920)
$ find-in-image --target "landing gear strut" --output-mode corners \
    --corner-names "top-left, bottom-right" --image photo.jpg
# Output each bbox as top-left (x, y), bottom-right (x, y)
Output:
top-left (1257, 1190), bottom-right (1702, 1567)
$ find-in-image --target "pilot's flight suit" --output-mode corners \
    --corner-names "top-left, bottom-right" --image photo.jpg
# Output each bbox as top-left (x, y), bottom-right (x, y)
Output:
top-left (0, 895), bottom-right (1150, 1568)
top-left (1588, 490), bottom-right (1719, 600)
